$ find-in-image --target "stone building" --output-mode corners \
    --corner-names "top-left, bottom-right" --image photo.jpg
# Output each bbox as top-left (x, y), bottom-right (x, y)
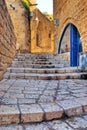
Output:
top-left (0, 0), bottom-right (16, 79)
top-left (5, 0), bottom-right (54, 53)
top-left (5, 0), bottom-right (37, 52)
top-left (30, 8), bottom-right (54, 53)
top-left (53, 0), bottom-right (87, 67)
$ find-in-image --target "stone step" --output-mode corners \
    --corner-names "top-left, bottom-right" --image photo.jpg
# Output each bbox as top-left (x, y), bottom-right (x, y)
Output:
top-left (1, 114), bottom-right (87, 129)
top-left (3, 72), bottom-right (85, 80)
top-left (7, 67), bottom-right (78, 74)
top-left (0, 71), bottom-right (3, 80)
top-left (0, 100), bottom-right (86, 125)
top-left (11, 64), bottom-right (57, 68)
top-left (11, 61), bottom-right (53, 65)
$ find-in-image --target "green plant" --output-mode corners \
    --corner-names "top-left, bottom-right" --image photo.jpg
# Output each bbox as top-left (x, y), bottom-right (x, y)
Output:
top-left (43, 12), bottom-right (53, 21)
top-left (21, 0), bottom-right (30, 15)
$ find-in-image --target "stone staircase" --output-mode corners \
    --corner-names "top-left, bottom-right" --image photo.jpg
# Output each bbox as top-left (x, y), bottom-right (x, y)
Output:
top-left (1, 53), bottom-right (87, 126)
top-left (3, 53), bottom-right (86, 80)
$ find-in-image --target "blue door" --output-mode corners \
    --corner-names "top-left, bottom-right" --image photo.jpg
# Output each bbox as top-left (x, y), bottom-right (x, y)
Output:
top-left (70, 24), bottom-right (81, 66)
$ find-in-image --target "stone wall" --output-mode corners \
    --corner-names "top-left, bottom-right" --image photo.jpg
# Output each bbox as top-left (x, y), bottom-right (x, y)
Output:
top-left (30, 8), bottom-right (54, 53)
top-left (53, 0), bottom-right (87, 54)
top-left (0, 0), bottom-right (16, 79)
top-left (6, 0), bottom-right (30, 52)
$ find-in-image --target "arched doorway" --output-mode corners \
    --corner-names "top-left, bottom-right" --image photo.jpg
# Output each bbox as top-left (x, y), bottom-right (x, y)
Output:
top-left (58, 24), bottom-right (82, 67)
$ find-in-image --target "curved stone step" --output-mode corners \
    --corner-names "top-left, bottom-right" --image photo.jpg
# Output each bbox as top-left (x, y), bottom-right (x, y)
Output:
top-left (3, 72), bottom-right (84, 80)
top-left (11, 61), bottom-right (52, 65)
top-left (7, 67), bottom-right (78, 74)
top-left (0, 100), bottom-right (85, 125)
top-left (11, 64), bottom-right (56, 68)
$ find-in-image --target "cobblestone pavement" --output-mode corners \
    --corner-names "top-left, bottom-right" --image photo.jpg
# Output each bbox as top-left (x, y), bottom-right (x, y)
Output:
top-left (0, 115), bottom-right (87, 130)
top-left (0, 79), bottom-right (87, 125)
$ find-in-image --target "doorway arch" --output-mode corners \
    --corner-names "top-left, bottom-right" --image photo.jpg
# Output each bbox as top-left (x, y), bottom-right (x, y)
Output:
top-left (58, 23), bottom-right (82, 66)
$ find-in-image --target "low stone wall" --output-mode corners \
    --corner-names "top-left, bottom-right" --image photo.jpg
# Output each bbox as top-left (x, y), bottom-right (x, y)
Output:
top-left (0, 0), bottom-right (16, 79)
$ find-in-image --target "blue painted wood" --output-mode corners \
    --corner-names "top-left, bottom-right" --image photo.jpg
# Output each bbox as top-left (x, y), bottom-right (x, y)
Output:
top-left (70, 24), bottom-right (81, 66)
top-left (58, 23), bottom-right (82, 66)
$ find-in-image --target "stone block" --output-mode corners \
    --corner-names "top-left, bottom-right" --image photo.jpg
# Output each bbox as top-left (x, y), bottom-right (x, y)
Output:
top-left (0, 105), bottom-right (20, 125)
top-left (57, 100), bottom-right (83, 117)
top-left (40, 103), bottom-right (64, 120)
top-left (76, 97), bottom-right (87, 112)
top-left (19, 104), bottom-right (44, 123)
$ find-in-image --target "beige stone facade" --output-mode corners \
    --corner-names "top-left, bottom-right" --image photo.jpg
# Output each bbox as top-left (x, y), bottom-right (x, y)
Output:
top-left (6, 0), bottom-right (31, 52)
top-left (5, 0), bottom-right (54, 53)
top-left (53, 0), bottom-right (87, 54)
top-left (30, 8), bottom-right (54, 53)
top-left (0, 0), bottom-right (16, 79)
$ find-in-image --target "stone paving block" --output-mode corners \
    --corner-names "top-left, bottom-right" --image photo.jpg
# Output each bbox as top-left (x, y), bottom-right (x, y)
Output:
top-left (3, 73), bottom-right (10, 79)
top-left (0, 105), bottom-right (20, 125)
top-left (38, 95), bottom-right (54, 103)
top-left (4, 93), bottom-right (24, 99)
top-left (19, 104), bottom-right (44, 123)
top-left (4, 79), bottom-right (16, 85)
top-left (56, 94), bottom-right (75, 101)
top-left (65, 117), bottom-right (87, 129)
top-left (0, 125), bottom-right (23, 130)
top-left (23, 90), bottom-right (42, 95)
top-left (48, 120), bottom-right (74, 130)
top-left (40, 103), bottom-right (64, 120)
top-left (57, 100), bottom-right (83, 117)
top-left (43, 90), bottom-right (56, 96)
top-left (18, 98), bottom-right (36, 104)
top-left (72, 93), bottom-right (87, 98)
top-left (25, 94), bottom-right (39, 99)
top-left (0, 79), bottom-right (7, 84)
top-left (82, 115), bottom-right (87, 121)
top-left (8, 89), bottom-right (22, 94)
top-left (0, 91), bottom-right (5, 98)
top-left (76, 97), bottom-right (87, 112)
top-left (24, 87), bottom-right (40, 91)
top-left (1, 97), bottom-right (17, 105)
top-left (24, 123), bottom-right (50, 130)
top-left (69, 88), bottom-right (87, 93)
top-left (0, 85), bottom-right (10, 91)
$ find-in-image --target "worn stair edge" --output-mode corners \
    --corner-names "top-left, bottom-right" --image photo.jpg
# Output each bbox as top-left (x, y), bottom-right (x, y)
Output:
top-left (7, 67), bottom-right (78, 74)
top-left (3, 72), bottom-right (86, 80)
top-left (0, 100), bottom-right (86, 125)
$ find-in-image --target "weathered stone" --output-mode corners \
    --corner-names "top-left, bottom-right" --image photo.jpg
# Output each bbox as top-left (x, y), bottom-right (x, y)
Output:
top-left (49, 120), bottom-right (74, 130)
top-left (57, 100), bottom-right (83, 117)
top-left (18, 98), bottom-right (36, 104)
top-left (0, 105), bottom-right (20, 125)
top-left (76, 97), bottom-right (87, 112)
top-left (19, 104), bottom-right (44, 123)
top-left (40, 103), bottom-right (64, 120)
top-left (66, 117), bottom-right (87, 129)
top-left (1, 98), bottom-right (17, 105)
top-left (0, 125), bottom-right (23, 130)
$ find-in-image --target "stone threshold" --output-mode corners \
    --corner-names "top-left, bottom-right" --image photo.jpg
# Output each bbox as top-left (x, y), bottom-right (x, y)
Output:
top-left (0, 99), bottom-right (87, 125)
